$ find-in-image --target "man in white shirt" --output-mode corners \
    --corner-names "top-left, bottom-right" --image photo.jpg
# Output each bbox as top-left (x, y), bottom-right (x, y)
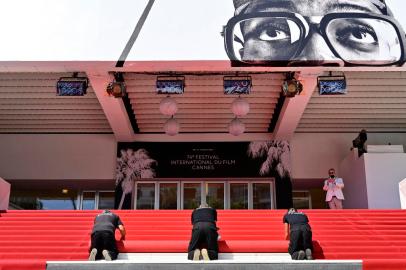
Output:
top-left (323, 168), bottom-right (345, 209)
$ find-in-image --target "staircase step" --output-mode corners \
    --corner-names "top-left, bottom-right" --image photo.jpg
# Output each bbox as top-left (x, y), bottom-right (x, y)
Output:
top-left (1, 210), bottom-right (405, 270)
top-left (46, 260), bottom-right (362, 270)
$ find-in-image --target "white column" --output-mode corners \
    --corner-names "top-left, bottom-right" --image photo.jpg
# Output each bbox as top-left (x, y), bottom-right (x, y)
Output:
top-left (399, 179), bottom-right (406, 209)
top-left (0, 177), bottom-right (11, 210)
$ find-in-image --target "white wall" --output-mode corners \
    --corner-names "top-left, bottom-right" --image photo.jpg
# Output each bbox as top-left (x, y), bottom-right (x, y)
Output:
top-left (291, 133), bottom-right (406, 179)
top-left (364, 153), bottom-right (406, 209)
top-left (0, 132), bottom-right (404, 183)
top-left (0, 134), bottom-right (117, 180)
top-left (339, 150), bottom-right (368, 209)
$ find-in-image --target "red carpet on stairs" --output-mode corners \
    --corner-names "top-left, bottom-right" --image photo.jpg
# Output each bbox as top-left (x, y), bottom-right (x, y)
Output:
top-left (0, 210), bottom-right (406, 270)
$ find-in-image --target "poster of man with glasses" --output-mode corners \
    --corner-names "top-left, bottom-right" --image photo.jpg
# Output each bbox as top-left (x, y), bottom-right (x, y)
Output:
top-left (0, 0), bottom-right (405, 67)
top-left (223, 0), bottom-right (406, 66)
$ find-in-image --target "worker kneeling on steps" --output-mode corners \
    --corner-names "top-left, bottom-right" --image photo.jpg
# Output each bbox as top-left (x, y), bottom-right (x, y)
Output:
top-left (89, 210), bottom-right (126, 261)
top-left (283, 208), bottom-right (314, 260)
top-left (188, 203), bottom-right (219, 261)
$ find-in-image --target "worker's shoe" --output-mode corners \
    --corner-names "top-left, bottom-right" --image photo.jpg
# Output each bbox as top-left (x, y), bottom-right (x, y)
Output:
top-left (298, 250), bottom-right (306, 260)
top-left (305, 248), bottom-right (313, 260)
top-left (201, 248), bottom-right (210, 261)
top-left (102, 250), bottom-right (112, 261)
top-left (88, 248), bottom-right (97, 261)
top-left (192, 249), bottom-right (201, 261)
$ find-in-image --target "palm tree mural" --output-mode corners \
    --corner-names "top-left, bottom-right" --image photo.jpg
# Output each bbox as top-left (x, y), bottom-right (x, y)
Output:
top-left (247, 141), bottom-right (292, 208)
top-left (247, 141), bottom-right (291, 178)
top-left (115, 148), bottom-right (157, 209)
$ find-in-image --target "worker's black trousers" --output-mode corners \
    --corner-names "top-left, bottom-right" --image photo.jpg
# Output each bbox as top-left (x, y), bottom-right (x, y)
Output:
top-left (289, 224), bottom-right (313, 258)
top-left (188, 222), bottom-right (219, 260)
top-left (90, 231), bottom-right (118, 260)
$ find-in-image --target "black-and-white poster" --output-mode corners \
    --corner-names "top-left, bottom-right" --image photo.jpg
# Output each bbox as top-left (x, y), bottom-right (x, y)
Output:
top-left (1, 0), bottom-right (405, 66)
top-left (115, 141), bottom-right (292, 209)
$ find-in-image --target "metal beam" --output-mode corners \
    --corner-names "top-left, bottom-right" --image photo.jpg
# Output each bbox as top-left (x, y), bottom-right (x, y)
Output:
top-left (87, 72), bottom-right (134, 141)
top-left (272, 72), bottom-right (321, 140)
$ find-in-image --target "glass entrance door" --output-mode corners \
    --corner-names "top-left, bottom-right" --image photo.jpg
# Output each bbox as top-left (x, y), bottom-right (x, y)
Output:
top-left (182, 182), bottom-right (202, 209)
top-left (229, 183), bottom-right (248, 209)
top-left (79, 191), bottom-right (114, 210)
top-left (206, 182), bottom-right (225, 209)
top-left (159, 183), bottom-right (179, 209)
top-left (253, 183), bottom-right (272, 209)
top-left (98, 191), bottom-right (115, 209)
top-left (136, 183), bottom-right (155, 209)
top-left (81, 191), bottom-right (96, 210)
top-left (133, 180), bottom-right (274, 210)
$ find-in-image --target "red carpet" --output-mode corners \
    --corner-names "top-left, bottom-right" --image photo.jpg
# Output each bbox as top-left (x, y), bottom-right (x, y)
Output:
top-left (0, 210), bottom-right (405, 270)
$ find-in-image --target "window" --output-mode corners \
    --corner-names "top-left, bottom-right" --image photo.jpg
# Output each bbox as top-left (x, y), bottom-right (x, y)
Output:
top-left (98, 191), bottom-right (115, 210)
top-left (82, 191), bottom-right (96, 210)
top-left (132, 180), bottom-right (274, 210)
top-left (229, 183), bottom-right (248, 209)
top-left (159, 183), bottom-right (178, 209)
top-left (206, 183), bottom-right (225, 209)
top-left (253, 183), bottom-right (272, 209)
top-left (10, 190), bottom-right (78, 210)
top-left (183, 182), bottom-right (201, 209)
top-left (136, 183), bottom-right (156, 209)
top-left (292, 191), bottom-right (312, 209)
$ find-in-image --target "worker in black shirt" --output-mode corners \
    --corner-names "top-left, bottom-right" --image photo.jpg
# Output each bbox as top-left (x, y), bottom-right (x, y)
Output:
top-left (89, 210), bottom-right (126, 261)
top-left (283, 208), bottom-right (313, 260)
top-left (187, 203), bottom-right (219, 261)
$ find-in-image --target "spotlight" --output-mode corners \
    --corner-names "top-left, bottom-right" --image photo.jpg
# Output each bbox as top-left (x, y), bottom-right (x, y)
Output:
top-left (223, 76), bottom-right (252, 95)
top-left (106, 73), bottom-right (126, 98)
top-left (56, 73), bottom-right (88, 96)
top-left (156, 76), bottom-right (185, 94)
top-left (107, 82), bottom-right (126, 98)
top-left (282, 72), bottom-right (303, 98)
top-left (318, 73), bottom-right (347, 95)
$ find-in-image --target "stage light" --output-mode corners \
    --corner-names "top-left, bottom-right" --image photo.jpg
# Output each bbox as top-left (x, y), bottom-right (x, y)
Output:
top-left (106, 73), bottom-right (126, 98)
top-left (223, 76), bottom-right (252, 95)
top-left (106, 82), bottom-right (126, 98)
top-left (56, 73), bottom-right (88, 96)
top-left (318, 73), bottom-right (347, 95)
top-left (156, 76), bottom-right (185, 94)
top-left (282, 73), bottom-right (302, 98)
